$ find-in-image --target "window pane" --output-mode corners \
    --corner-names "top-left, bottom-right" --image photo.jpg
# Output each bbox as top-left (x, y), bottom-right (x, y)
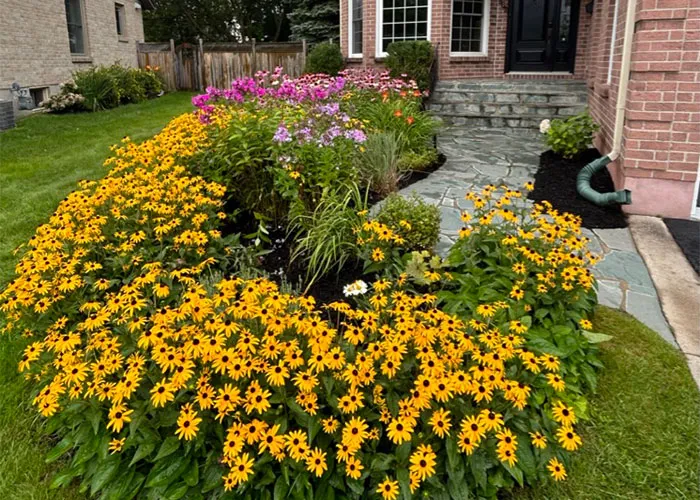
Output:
top-left (65, 0), bottom-right (84, 54)
top-left (451, 0), bottom-right (485, 53)
top-left (351, 0), bottom-right (363, 53)
top-left (381, 0), bottom-right (429, 53)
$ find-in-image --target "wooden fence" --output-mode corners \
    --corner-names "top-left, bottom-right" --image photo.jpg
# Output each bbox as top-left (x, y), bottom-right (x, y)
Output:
top-left (137, 40), bottom-right (307, 91)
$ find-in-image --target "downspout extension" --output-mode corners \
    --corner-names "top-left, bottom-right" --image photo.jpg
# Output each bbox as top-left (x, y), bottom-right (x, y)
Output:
top-left (576, 155), bottom-right (632, 205)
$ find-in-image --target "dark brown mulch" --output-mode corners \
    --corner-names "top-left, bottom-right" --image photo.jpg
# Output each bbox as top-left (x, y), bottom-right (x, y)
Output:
top-left (528, 149), bottom-right (628, 229)
top-left (663, 218), bottom-right (700, 275)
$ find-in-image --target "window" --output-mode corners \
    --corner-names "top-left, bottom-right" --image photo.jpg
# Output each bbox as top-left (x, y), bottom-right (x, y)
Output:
top-left (115, 3), bottom-right (126, 37)
top-left (377, 0), bottom-right (430, 57)
top-left (450, 0), bottom-right (489, 55)
top-left (349, 0), bottom-right (363, 57)
top-left (64, 0), bottom-right (85, 54)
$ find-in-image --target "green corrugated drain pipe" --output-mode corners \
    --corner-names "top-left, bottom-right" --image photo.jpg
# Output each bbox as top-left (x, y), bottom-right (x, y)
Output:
top-left (576, 155), bottom-right (632, 206)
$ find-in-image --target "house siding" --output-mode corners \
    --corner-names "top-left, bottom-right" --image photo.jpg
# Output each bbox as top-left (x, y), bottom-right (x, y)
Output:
top-left (585, 0), bottom-right (700, 217)
top-left (0, 0), bottom-right (144, 105)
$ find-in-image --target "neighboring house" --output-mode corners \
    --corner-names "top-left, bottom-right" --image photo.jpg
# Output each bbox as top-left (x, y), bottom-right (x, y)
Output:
top-left (339, 0), bottom-right (700, 218)
top-left (0, 0), bottom-right (145, 109)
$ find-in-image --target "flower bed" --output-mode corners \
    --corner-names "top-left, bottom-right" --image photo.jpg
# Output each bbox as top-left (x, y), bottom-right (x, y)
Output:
top-left (0, 70), bottom-right (604, 500)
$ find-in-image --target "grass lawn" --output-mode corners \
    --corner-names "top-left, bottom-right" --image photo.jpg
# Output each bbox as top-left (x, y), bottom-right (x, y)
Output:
top-left (0, 99), bottom-right (698, 498)
top-left (509, 306), bottom-right (700, 500)
top-left (0, 93), bottom-right (194, 499)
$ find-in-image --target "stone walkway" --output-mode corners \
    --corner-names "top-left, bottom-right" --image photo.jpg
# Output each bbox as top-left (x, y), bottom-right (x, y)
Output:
top-left (399, 126), bottom-right (676, 346)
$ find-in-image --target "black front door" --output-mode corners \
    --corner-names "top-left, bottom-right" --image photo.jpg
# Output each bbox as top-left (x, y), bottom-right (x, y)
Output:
top-left (507, 0), bottom-right (579, 72)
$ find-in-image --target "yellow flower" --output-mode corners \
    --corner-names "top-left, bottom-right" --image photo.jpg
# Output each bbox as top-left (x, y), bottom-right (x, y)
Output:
top-left (530, 431), bottom-right (548, 449)
top-left (372, 247), bottom-right (385, 262)
top-left (429, 408), bottom-right (452, 438)
top-left (377, 477), bottom-right (400, 500)
top-left (305, 447), bottom-right (328, 477)
top-left (556, 425), bottom-right (582, 451)
top-left (552, 401), bottom-right (577, 426)
top-left (108, 438), bottom-right (125, 454)
top-left (579, 318), bottom-right (593, 330)
top-left (345, 456), bottom-right (364, 479)
top-left (547, 457), bottom-right (567, 481)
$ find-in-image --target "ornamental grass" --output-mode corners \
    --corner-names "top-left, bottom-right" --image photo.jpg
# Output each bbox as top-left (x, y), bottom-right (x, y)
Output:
top-left (1, 73), bottom-right (602, 500)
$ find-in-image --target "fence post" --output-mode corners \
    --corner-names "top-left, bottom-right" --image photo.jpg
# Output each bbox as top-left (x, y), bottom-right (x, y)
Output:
top-left (198, 37), bottom-right (205, 90)
top-left (302, 39), bottom-right (307, 73)
top-left (169, 39), bottom-right (177, 91)
top-left (251, 38), bottom-right (257, 76)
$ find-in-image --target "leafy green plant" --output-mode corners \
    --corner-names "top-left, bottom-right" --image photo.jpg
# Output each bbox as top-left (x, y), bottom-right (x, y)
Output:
top-left (376, 192), bottom-right (441, 251)
top-left (542, 112), bottom-right (599, 159)
top-left (289, 183), bottom-right (366, 289)
top-left (107, 63), bottom-right (146, 104)
top-left (304, 41), bottom-right (344, 75)
top-left (397, 147), bottom-right (439, 172)
top-left (357, 132), bottom-right (403, 197)
top-left (72, 67), bottom-right (120, 111)
top-left (385, 40), bottom-right (434, 90)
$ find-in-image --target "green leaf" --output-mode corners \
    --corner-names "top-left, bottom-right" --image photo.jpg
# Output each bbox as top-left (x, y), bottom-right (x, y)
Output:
top-left (370, 453), bottom-right (395, 472)
top-left (396, 441), bottom-right (411, 463)
top-left (72, 432), bottom-right (100, 466)
top-left (45, 438), bottom-right (73, 463)
top-left (308, 417), bottom-right (321, 443)
top-left (583, 331), bottom-right (613, 343)
top-left (164, 482), bottom-right (189, 500)
top-left (445, 435), bottom-right (459, 473)
top-left (90, 457), bottom-right (121, 495)
top-left (146, 456), bottom-right (189, 489)
top-left (130, 441), bottom-right (156, 467)
top-left (447, 477), bottom-right (471, 500)
top-left (184, 462), bottom-right (199, 487)
top-left (202, 463), bottom-right (224, 493)
top-left (504, 463), bottom-right (524, 487)
top-left (155, 436), bottom-right (180, 461)
top-left (274, 476), bottom-right (289, 500)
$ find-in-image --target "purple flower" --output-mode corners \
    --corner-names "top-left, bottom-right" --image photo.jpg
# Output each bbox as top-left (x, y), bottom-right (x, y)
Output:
top-left (273, 125), bottom-right (292, 143)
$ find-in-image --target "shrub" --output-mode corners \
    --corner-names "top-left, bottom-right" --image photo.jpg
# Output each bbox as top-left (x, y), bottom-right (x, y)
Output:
top-left (136, 66), bottom-right (165, 97)
top-left (304, 42), bottom-right (345, 75)
top-left (107, 63), bottom-right (147, 104)
top-left (357, 132), bottom-right (403, 197)
top-left (397, 148), bottom-right (439, 172)
top-left (541, 112), bottom-right (599, 159)
top-left (72, 66), bottom-right (121, 111)
top-left (385, 41), bottom-right (434, 91)
top-left (40, 91), bottom-right (85, 113)
top-left (376, 193), bottom-right (441, 251)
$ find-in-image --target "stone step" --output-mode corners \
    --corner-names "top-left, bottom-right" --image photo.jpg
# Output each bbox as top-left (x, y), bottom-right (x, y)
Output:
top-left (428, 79), bottom-right (588, 129)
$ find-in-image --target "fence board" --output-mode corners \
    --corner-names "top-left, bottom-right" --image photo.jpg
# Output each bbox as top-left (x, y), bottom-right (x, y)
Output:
top-left (137, 40), bottom-right (307, 91)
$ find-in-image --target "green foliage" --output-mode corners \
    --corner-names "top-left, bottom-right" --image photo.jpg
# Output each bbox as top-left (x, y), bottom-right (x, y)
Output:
top-left (356, 132), bottom-right (403, 197)
top-left (289, 0), bottom-right (340, 44)
top-left (543, 112), bottom-right (600, 159)
top-left (289, 183), bottom-right (365, 288)
top-left (304, 42), bottom-right (344, 75)
top-left (72, 67), bottom-right (121, 111)
top-left (106, 63), bottom-right (147, 104)
top-left (376, 193), bottom-right (441, 251)
top-left (397, 147), bottom-right (439, 172)
top-left (385, 41), bottom-right (434, 90)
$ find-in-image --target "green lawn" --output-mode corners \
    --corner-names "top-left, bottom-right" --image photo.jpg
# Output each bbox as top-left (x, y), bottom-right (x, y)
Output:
top-left (0, 99), bottom-right (698, 499)
top-left (0, 94), bottom-right (194, 499)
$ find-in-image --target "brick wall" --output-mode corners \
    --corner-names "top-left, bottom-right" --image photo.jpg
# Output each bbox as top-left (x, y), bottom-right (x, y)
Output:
top-left (586, 0), bottom-right (700, 217)
top-left (339, 0), bottom-right (591, 79)
top-left (0, 0), bottom-right (144, 105)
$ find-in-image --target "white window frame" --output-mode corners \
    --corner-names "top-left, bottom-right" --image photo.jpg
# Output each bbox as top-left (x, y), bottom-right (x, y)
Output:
top-left (449, 0), bottom-right (489, 57)
top-left (375, 0), bottom-right (432, 58)
top-left (348, 0), bottom-right (363, 59)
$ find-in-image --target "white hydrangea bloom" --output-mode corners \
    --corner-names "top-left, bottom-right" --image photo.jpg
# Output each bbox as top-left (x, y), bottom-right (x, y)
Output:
top-left (343, 280), bottom-right (368, 297)
top-left (539, 119), bottom-right (551, 134)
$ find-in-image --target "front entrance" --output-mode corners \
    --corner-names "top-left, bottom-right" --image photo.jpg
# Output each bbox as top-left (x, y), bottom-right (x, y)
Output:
top-left (506, 0), bottom-right (580, 72)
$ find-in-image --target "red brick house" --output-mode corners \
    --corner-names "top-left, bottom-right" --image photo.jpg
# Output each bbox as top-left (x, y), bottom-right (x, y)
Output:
top-left (339, 0), bottom-right (700, 218)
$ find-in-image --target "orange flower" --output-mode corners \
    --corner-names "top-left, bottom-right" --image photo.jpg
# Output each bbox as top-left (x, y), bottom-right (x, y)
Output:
top-left (406, 116), bottom-right (415, 125)
top-left (394, 110), bottom-right (403, 118)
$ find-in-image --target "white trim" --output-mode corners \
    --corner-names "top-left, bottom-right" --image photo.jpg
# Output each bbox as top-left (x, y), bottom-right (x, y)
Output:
top-left (691, 156), bottom-right (700, 219)
top-left (607, 0), bottom-right (620, 84)
top-left (348, 0), bottom-right (363, 59)
top-left (375, 0), bottom-right (432, 58)
top-left (449, 0), bottom-right (489, 57)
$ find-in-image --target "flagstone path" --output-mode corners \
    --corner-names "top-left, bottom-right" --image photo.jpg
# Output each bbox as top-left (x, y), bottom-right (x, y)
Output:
top-left (398, 126), bottom-right (677, 347)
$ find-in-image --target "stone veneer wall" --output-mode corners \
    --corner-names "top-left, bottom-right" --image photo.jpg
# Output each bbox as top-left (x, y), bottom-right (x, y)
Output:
top-left (339, 0), bottom-right (591, 80)
top-left (0, 0), bottom-right (144, 105)
top-left (585, 0), bottom-right (700, 218)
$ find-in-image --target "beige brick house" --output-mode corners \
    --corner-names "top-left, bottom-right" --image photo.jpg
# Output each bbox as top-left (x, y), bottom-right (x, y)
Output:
top-left (339, 0), bottom-right (700, 218)
top-left (0, 0), bottom-right (145, 109)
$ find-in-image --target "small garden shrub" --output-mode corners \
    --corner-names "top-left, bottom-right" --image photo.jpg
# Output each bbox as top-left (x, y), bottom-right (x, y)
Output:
top-left (304, 42), bottom-right (345, 75)
top-left (73, 66), bottom-right (121, 111)
top-left (385, 41), bottom-right (434, 91)
top-left (39, 90), bottom-right (85, 113)
top-left (397, 148), bottom-right (439, 172)
top-left (0, 71), bottom-right (603, 500)
top-left (376, 193), bottom-right (441, 251)
top-left (541, 112), bottom-right (600, 159)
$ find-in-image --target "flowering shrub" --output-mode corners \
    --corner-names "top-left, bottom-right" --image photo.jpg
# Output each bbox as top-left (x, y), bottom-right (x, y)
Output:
top-left (40, 91), bottom-right (85, 113)
top-left (540, 112), bottom-right (599, 159)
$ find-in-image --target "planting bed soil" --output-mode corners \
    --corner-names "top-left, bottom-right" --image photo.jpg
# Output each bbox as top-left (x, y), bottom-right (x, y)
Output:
top-left (663, 218), bottom-right (700, 275)
top-left (529, 149), bottom-right (627, 229)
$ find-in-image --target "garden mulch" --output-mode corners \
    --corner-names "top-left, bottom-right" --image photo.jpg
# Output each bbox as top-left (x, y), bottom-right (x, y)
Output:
top-left (528, 149), bottom-right (628, 229)
top-left (663, 217), bottom-right (700, 275)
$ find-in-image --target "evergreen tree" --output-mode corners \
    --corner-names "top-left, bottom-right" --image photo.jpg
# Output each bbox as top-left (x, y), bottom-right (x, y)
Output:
top-left (289, 0), bottom-right (340, 45)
